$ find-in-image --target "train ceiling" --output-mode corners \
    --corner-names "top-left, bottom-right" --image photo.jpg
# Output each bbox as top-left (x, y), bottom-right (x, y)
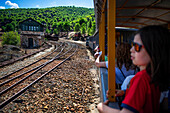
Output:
top-left (94, 0), bottom-right (170, 29)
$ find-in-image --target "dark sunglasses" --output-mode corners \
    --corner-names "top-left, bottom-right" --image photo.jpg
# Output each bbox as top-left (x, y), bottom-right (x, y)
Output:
top-left (132, 42), bottom-right (144, 52)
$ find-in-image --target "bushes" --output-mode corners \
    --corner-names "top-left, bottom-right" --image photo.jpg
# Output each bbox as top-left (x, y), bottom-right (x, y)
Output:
top-left (1, 23), bottom-right (15, 32)
top-left (1, 31), bottom-right (20, 46)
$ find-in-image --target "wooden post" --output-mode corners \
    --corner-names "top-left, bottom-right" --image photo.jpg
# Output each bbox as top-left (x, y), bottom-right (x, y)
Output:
top-left (107, 0), bottom-right (116, 102)
top-left (99, 11), bottom-right (106, 61)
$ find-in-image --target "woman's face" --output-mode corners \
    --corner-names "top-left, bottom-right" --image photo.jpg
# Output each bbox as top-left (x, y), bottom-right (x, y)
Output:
top-left (130, 34), bottom-right (151, 70)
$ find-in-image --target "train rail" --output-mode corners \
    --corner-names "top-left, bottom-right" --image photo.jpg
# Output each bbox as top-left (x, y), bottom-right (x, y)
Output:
top-left (0, 42), bottom-right (78, 109)
top-left (0, 42), bottom-right (63, 80)
top-left (0, 42), bottom-right (52, 68)
top-left (0, 42), bottom-right (64, 88)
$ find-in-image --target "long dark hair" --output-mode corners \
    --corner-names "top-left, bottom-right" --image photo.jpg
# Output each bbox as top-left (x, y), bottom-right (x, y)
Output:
top-left (116, 43), bottom-right (135, 71)
top-left (136, 25), bottom-right (170, 91)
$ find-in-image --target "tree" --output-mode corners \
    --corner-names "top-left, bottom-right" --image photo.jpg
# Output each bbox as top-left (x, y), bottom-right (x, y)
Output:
top-left (11, 21), bottom-right (17, 30)
top-left (1, 31), bottom-right (20, 46)
top-left (74, 23), bottom-right (80, 32)
top-left (0, 6), bottom-right (95, 33)
top-left (81, 23), bottom-right (86, 28)
top-left (5, 23), bottom-right (14, 32)
top-left (87, 20), bottom-right (92, 28)
top-left (81, 26), bottom-right (86, 37)
top-left (53, 28), bottom-right (59, 35)
top-left (63, 22), bottom-right (70, 37)
top-left (78, 18), bottom-right (86, 26)
top-left (57, 22), bottom-right (64, 32)
top-left (2, 26), bottom-right (6, 32)
top-left (45, 28), bottom-right (50, 34)
top-left (63, 22), bottom-right (70, 32)
top-left (41, 19), bottom-right (46, 25)
top-left (87, 28), bottom-right (91, 36)
top-left (52, 22), bottom-right (58, 29)
top-left (91, 21), bottom-right (96, 35)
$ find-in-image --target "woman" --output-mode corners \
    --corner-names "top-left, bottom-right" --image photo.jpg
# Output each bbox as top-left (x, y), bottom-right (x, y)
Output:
top-left (97, 25), bottom-right (170, 113)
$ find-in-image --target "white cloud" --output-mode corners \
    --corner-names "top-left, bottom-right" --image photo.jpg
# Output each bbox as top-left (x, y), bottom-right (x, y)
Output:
top-left (0, 6), bottom-right (5, 9)
top-left (36, 5), bottom-right (40, 8)
top-left (5, 1), bottom-right (19, 8)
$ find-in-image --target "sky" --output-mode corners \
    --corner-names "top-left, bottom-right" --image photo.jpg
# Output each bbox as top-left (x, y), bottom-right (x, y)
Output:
top-left (0, 0), bottom-right (94, 9)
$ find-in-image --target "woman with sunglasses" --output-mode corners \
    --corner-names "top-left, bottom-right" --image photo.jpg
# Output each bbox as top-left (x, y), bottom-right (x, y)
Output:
top-left (97, 25), bottom-right (170, 113)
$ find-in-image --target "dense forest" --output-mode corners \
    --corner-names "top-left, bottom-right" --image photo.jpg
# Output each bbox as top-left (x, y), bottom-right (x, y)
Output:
top-left (0, 6), bottom-right (96, 36)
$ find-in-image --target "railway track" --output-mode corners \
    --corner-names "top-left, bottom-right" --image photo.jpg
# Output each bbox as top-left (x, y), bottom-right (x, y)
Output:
top-left (0, 41), bottom-right (62, 80)
top-left (0, 42), bottom-right (52, 68)
top-left (0, 41), bottom-right (78, 109)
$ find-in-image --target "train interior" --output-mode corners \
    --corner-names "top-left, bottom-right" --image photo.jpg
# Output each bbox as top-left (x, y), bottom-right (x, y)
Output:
top-left (90, 0), bottom-right (170, 110)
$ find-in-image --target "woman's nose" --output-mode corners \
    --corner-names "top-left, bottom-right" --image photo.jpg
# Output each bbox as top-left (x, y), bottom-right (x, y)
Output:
top-left (130, 46), bottom-right (135, 53)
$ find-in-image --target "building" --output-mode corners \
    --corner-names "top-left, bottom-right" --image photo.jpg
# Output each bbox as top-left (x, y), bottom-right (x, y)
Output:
top-left (19, 18), bottom-right (45, 48)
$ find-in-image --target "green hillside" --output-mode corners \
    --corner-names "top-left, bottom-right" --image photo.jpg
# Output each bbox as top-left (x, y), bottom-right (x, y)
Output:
top-left (0, 6), bottom-right (95, 35)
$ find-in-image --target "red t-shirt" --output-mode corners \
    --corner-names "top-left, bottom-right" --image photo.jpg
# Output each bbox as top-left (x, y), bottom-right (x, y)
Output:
top-left (121, 70), bottom-right (160, 113)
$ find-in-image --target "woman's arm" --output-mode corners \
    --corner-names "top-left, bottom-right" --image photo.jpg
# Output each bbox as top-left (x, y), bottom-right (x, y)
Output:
top-left (95, 53), bottom-right (107, 68)
top-left (97, 103), bottom-right (134, 113)
top-left (95, 61), bottom-right (107, 68)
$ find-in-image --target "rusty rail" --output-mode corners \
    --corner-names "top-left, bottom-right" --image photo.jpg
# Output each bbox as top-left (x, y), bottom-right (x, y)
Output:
top-left (0, 43), bottom-right (77, 109)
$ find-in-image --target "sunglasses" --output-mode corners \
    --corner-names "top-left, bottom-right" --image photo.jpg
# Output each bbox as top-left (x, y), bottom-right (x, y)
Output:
top-left (132, 42), bottom-right (144, 52)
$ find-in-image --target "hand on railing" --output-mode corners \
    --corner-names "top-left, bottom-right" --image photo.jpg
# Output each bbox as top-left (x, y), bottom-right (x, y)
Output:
top-left (94, 51), bottom-right (102, 59)
top-left (94, 45), bottom-right (100, 52)
top-left (106, 89), bottom-right (125, 101)
top-left (115, 89), bottom-right (125, 97)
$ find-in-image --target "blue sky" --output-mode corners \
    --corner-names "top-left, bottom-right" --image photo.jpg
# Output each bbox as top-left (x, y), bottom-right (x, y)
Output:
top-left (0, 0), bottom-right (94, 9)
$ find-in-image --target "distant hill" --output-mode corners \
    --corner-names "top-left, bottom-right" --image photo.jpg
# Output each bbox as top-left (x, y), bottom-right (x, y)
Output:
top-left (0, 6), bottom-right (95, 29)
